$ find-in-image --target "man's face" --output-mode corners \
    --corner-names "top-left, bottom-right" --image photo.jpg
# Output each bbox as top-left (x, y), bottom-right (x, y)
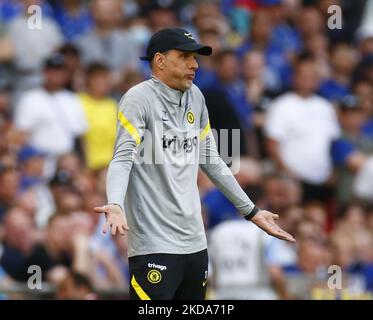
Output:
top-left (243, 51), bottom-right (265, 80)
top-left (23, 156), bottom-right (44, 177)
top-left (4, 210), bottom-right (34, 251)
top-left (251, 10), bottom-right (272, 43)
top-left (156, 50), bottom-right (199, 92)
top-left (44, 68), bottom-right (68, 89)
top-left (0, 170), bottom-right (19, 202)
top-left (360, 38), bottom-right (373, 56)
top-left (293, 61), bottom-right (319, 96)
top-left (217, 54), bottom-right (239, 83)
top-left (92, 0), bottom-right (122, 28)
top-left (339, 108), bottom-right (366, 132)
top-left (48, 216), bottom-right (73, 251)
top-left (87, 71), bottom-right (113, 98)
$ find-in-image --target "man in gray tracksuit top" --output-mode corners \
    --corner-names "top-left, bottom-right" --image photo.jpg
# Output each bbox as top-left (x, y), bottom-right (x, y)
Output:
top-left (94, 28), bottom-right (295, 300)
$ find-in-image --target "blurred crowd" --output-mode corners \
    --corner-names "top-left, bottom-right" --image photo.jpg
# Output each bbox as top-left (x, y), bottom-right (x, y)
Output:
top-left (1, 0), bottom-right (373, 300)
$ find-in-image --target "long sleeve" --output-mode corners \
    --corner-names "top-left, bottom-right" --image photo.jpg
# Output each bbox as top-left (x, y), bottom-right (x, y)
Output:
top-left (199, 100), bottom-right (257, 218)
top-left (106, 90), bottom-right (147, 210)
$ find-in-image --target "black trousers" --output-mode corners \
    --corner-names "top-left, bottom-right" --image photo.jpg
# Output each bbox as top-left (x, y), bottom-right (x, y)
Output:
top-left (129, 249), bottom-right (208, 300)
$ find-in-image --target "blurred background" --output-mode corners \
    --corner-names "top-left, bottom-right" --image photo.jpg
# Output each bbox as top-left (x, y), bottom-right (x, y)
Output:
top-left (1, 0), bottom-right (373, 300)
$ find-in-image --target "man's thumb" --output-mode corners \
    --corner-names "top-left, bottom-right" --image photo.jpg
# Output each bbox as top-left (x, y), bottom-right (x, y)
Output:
top-left (94, 206), bottom-right (108, 213)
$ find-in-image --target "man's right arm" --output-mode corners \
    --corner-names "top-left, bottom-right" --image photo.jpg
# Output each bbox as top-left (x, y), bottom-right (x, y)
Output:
top-left (13, 94), bottom-right (37, 146)
top-left (106, 90), bottom-right (147, 209)
top-left (265, 138), bottom-right (291, 173)
top-left (331, 138), bottom-right (367, 173)
top-left (198, 96), bottom-right (295, 243)
top-left (263, 100), bottom-right (291, 174)
top-left (94, 90), bottom-right (147, 234)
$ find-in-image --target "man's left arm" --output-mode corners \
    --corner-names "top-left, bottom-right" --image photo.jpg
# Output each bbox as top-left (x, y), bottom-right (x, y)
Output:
top-left (198, 101), bottom-right (295, 243)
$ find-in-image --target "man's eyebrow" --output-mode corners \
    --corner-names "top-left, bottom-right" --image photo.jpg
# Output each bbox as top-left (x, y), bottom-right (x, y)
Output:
top-left (180, 51), bottom-right (197, 57)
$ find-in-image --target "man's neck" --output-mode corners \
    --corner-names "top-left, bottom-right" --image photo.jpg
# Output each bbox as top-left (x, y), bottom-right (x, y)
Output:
top-left (44, 85), bottom-right (60, 94)
top-left (344, 127), bottom-right (361, 137)
top-left (152, 73), bottom-right (184, 93)
top-left (295, 90), bottom-right (314, 99)
top-left (333, 72), bottom-right (350, 86)
top-left (95, 25), bottom-right (114, 37)
top-left (64, 3), bottom-right (80, 15)
top-left (87, 90), bottom-right (106, 100)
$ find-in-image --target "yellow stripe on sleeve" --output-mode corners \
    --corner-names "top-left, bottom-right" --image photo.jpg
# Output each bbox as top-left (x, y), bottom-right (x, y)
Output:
top-left (199, 120), bottom-right (211, 141)
top-left (118, 111), bottom-right (141, 145)
top-left (131, 275), bottom-right (151, 300)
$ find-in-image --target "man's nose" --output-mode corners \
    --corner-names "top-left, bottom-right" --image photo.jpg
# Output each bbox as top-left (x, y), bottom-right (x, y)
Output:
top-left (189, 58), bottom-right (198, 70)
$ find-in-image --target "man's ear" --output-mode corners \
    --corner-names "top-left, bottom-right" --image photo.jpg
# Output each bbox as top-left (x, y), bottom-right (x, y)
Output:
top-left (153, 53), bottom-right (165, 70)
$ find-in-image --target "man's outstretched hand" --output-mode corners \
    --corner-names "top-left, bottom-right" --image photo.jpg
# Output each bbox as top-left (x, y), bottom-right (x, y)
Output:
top-left (93, 204), bottom-right (129, 236)
top-left (251, 210), bottom-right (296, 243)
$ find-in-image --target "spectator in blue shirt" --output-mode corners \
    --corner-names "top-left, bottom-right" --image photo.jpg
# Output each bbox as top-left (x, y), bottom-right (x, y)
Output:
top-left (209, 53), bottom-right (253, 130)
top-left (18, 145), bottom-right (46, 192)
top-left (319, 43), bottom-right (357, 102)
top-left (261, 0), bottom-right (302, 55)
top-left (52, 0), bottom-right (93, 41)
top-left (0, 0), bottom-right (53, 24)
top-left (331, 95), bottom-right (373, 204)
top-left (236, 9), bottom-right (293, 91)
top-left (202, 49), bottom-right (258, 158)
top-left (202, 157), bottom-right (263, 228)
top-left (0, 207), bottom-right (38, 281)
top-left (352, 79), bottom-right (373, 131)
top-left (193, 30), bottom-right (223, 90)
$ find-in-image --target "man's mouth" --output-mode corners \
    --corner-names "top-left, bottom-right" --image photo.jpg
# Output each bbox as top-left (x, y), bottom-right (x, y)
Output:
top-left (186, 74), bottom-right (195, 80)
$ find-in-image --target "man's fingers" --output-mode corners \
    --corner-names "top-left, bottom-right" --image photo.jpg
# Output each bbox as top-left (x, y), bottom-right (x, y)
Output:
top-left (281, 234), bottom-right (296, 243)
top-left (111, 224), bottom-right (118, 236)
top-left (274, 229), bottom-right (296, 243)
top-left (115, 225), bottom-right (129, 236)
top-left (252, 210), bottom-right (296, 243)
top-left (102, 222), bottom-right (109, 234)
top-left (265, 220), bottom-right (296, 243)
top-left (99, 208), bottom-right (128, 236)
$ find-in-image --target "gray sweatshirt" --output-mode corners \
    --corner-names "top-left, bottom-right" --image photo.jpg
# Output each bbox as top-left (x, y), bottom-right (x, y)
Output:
top-left (106, 75), bottom-right (256, 257)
